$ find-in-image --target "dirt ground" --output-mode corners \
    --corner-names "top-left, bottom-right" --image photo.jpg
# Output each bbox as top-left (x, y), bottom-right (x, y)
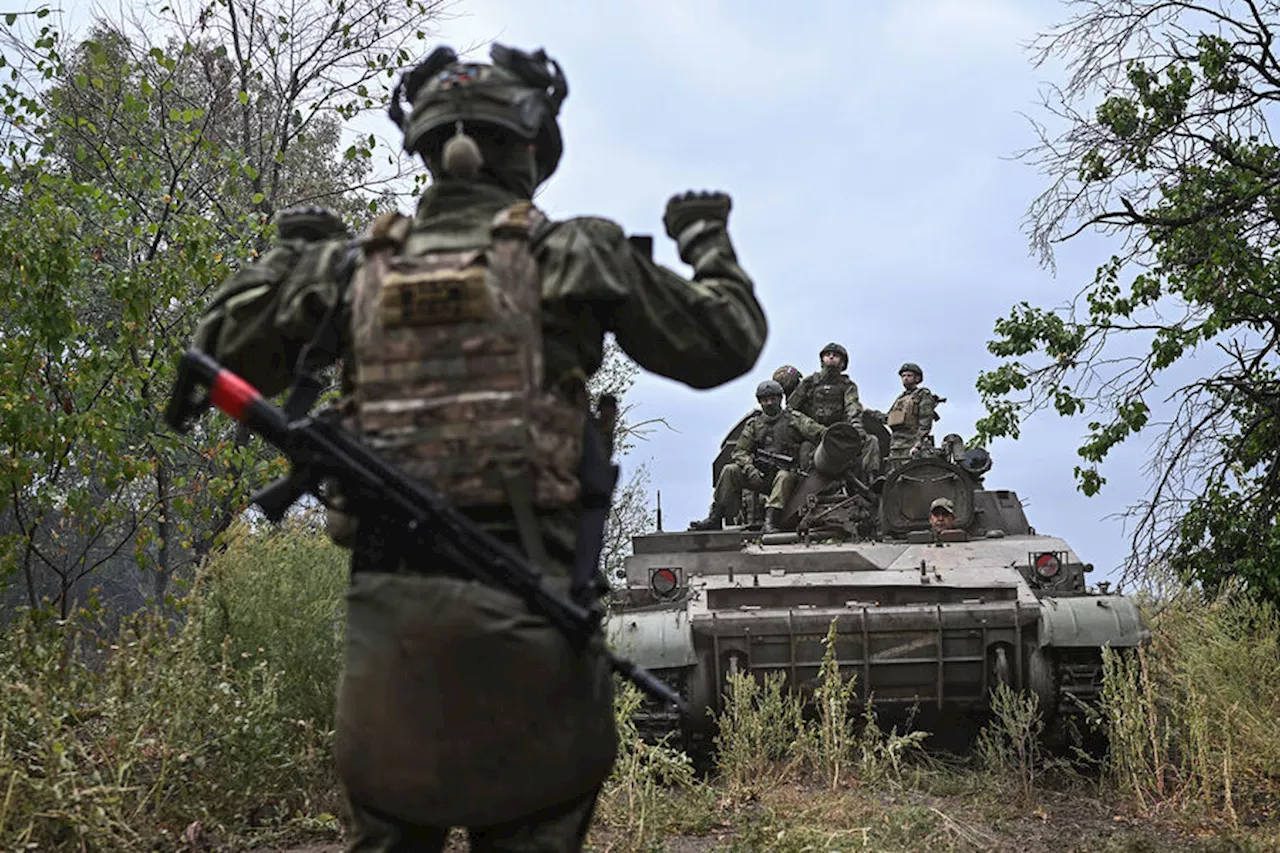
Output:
top-left (237, 784), bottom-right (1278, 853)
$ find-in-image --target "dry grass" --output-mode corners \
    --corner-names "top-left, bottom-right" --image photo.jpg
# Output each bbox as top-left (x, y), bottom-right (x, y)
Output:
top-left (4, 525), bottom-right (1279, 852)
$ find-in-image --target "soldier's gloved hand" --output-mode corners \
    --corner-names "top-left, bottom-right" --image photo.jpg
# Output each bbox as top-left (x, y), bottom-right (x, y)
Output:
top-left (663, 190), bottom-right (732, 240)
top-left (745, 466), bottom-right (767, 489)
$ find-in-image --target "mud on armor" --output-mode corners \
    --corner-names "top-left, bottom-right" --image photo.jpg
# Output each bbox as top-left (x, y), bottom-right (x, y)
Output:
top-left (346, 203), bottom-right (585, 509)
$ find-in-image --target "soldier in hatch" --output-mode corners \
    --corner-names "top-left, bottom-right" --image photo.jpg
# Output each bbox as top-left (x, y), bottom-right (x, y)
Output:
top-left (788, 342), bottom-right (880, 480)
top-left (929, 497), bottom-right (957, 534)
top-left (689, 380), bottom-right (825, 534)
top-left (886, 362), bottom-right (942, 468)
top-left (188, 42), bottom-right (767, 853)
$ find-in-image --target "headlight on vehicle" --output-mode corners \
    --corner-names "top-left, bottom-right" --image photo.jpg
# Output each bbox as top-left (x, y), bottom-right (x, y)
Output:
top-left (1033, 552), bottom-right (1061, 580)
top-left (650, 567), bottom-right (681, 598)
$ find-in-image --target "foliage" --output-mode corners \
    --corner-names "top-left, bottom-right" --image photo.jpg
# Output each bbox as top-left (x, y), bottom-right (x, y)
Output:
top-left (0, 0), bottom-right (445, 614)
top-left (589, 336), bottom-right (662, 583)
top-left (976, 0), bottom-right (1280, 599)
top-left (1100, 591), bottom-right (1280, 820)
top-left (0, 519), bottom-right (347, 852)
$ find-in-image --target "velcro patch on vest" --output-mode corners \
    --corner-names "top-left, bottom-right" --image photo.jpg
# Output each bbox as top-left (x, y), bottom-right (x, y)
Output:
top-left (380, 265), bottom-right (493, 327)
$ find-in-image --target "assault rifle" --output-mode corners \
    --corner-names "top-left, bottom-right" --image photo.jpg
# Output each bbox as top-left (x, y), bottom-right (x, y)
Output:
top-left (753, 448), bottom-right (803, 475)
top-left (164, 348), bottom-right (687, 716)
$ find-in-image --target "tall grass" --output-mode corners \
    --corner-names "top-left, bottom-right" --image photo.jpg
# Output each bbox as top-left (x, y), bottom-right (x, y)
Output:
top-left (1100, 592), bottom-right (1280, 819)
top-left (0, 519), bottom-right (348, 852)
top-left (712, 619), bottom-right (929, 794)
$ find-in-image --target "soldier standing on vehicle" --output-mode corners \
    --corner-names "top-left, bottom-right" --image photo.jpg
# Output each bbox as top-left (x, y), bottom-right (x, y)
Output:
top-left (689, 380), bottom-right (825, 534)
top-left (787, 342), bottom-right (880, 480)
top-left (886, 362), bottom-right (942, 468)
top-left (188, 42), bottom-right (767, 853)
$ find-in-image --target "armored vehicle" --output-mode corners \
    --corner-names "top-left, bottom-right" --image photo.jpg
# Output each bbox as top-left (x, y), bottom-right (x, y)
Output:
top-left (605, 417), bottom-right (1149, 747)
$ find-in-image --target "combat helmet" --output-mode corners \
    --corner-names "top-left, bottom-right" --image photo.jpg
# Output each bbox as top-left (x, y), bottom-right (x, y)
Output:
top-left (899, 362), bottom-right (923, 379)
top-left (388, 43), bottom-right (569, 185)
top-left (772, 364), bottom-right (802, 396)
top-left (820, 342), bottom-right (848, 370)
top-left (755, 380), bottom-right (784, 399)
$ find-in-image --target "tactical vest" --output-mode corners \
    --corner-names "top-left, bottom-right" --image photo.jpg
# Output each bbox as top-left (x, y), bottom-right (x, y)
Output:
top-left (802, 373), bottom-right (849, 426)
top-left (344, 202), bottom-right (585, 510)
top-left (754, 412), bottom-right (802, 457)
top-left (887, 388), bottom-right (927, 430)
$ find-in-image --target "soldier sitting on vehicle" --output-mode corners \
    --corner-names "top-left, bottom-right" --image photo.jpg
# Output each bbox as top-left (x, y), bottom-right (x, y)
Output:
top-left (690, 380), bottom-right (826, 534)
top-left (788, 342), bottom-right (880, 482)
top-left (772, 364), bottom-right (802, 400)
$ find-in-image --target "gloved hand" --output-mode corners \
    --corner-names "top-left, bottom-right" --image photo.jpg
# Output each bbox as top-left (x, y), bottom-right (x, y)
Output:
top-left (663, 190), bottom-right (732, 240)
top-left (744, 466), bottom-right (767, 490)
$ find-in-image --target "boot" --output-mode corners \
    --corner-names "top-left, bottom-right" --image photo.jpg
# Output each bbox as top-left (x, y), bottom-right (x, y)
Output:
top-left (688, 503), bottom-right (724, 531)
top-left (762, 508), bottom-right (780, 534)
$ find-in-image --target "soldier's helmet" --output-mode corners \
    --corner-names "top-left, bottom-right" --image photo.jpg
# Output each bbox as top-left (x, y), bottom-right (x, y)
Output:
top-left (388, 43), bottom-right (568, 186)
top-left (755, 380), bottom-right (784, 399)
top-left (771, 364), bottom-right (802, 396)
top-left (930, 497), bottom-right (954, 515)
top-left (899, 362), bottom-right (924, 379)
top-left (819, 342), bottom-right (849, 370)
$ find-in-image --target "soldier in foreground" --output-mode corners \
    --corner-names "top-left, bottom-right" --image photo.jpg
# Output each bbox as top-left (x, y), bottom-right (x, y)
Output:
top-left (189, 43), bottom-right (767, 853)
top-left (689, 380), bottom-right (825, 534)
top-left (787, 342), bottom-right (880, 480)
top-left (886, 361), bottom-right (942, 468)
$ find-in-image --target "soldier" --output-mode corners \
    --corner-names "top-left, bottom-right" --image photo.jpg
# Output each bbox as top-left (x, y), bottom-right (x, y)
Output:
top-left (929, 497), bottom-right (956, 534)
top-left (188, 43), bottom-right (767, 853)
top-left (886, 362), bottom-right (942, 467)
top-left (787, 342), bottom-right (880, 480)
top-left (689, 380), bottom-right (825, 534)
top-left (772, 364), bottom-right (802, 400)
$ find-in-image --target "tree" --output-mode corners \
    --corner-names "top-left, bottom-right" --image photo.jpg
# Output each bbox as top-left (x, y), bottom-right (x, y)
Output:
top-left (588, 336), bottom-right (664, 584)
top-left (0, 0), bottom-right (446, 615)
top-left (976, 0), bottom-right (1280, 601)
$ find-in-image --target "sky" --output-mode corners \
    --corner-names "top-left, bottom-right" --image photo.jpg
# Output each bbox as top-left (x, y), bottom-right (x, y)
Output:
top-left (47, 0), bottom-right (1163, 585)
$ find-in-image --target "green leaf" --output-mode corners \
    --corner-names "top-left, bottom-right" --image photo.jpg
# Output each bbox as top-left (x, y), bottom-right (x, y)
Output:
top-left (237, 90), bottom-right (249, 106)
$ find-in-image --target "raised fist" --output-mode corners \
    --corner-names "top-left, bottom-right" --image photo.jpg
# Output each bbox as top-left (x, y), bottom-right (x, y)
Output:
top-left (663, 190), bottom-right (732, 240)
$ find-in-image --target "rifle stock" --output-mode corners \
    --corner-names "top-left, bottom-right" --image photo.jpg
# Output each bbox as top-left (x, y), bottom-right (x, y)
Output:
top-left (165, 348), bottom-right (688, 716)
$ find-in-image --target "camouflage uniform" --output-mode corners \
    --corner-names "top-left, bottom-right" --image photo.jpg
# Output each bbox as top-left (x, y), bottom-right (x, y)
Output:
top-left (886, 362), bottom-right (940, 465)
top-left (191, 43), bottom-right (766, 853)
top-left (788, 344), bottom-right (880, 479)
top-left (693, 395), bottom-right (825, 532)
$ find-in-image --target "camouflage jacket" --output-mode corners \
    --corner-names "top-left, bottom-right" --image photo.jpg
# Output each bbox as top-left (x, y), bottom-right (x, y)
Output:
top-left (789, 369), bottom-right (868, 434)
top-left (731, 408), bottom-right (825, 471)
top-left (887, 386), bottom-right (939, 437)
top-left (188, 179), bottom-right (768, 826)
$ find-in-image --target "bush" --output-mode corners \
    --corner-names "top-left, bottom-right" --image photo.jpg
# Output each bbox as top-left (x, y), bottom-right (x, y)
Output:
top-left (0, 519), bottom-right (348, 852)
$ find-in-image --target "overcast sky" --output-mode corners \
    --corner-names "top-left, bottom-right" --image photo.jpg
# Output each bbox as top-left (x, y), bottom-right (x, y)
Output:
top-left (51, 0), bottom-right (1159, 584)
